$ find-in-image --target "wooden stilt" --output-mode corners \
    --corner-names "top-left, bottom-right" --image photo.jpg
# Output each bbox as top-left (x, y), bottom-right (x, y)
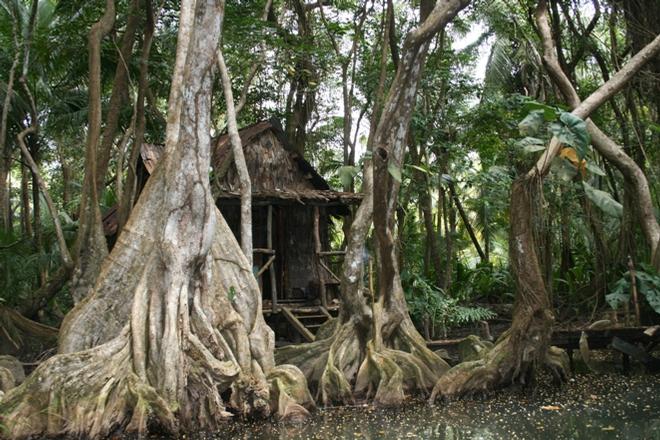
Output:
top-left (268, 204), bottom-right (278, 312)
top-left (313, 206), bottom-right (327, 308)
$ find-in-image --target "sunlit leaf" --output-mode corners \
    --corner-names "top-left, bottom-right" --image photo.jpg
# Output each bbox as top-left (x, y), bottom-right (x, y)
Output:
top-left (522, 101), bottom-right (558, 121)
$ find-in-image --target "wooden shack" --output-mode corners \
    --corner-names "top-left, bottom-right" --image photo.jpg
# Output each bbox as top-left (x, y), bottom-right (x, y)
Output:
top-left (104, 119), bottom-right (361, 342)
top-left (212, 119), bottom-right (360, 312)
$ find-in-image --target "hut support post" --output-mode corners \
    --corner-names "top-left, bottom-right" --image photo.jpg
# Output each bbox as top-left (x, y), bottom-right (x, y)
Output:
top-left (314, 206), bottom-right (327, 309)
top-left (268, 204), bottom-right (278, 312)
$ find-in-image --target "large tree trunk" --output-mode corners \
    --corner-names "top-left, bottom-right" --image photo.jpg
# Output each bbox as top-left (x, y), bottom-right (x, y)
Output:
top-left (431, 177), bottom-right (567, 398)
top-left (277, 0), bottom-right (469, 407)
top-left (431, 0), bottom-right (660, 399)
top-left (0, 2), bottom-right (312, 437)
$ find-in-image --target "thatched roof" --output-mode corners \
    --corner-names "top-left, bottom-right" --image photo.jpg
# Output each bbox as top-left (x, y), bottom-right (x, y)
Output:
top-left (103, 119), bottom-right (361, 235)
top-left (212, 118), bottom-right (332, 194)
top-left (137, 119), bottom-right (361, 204)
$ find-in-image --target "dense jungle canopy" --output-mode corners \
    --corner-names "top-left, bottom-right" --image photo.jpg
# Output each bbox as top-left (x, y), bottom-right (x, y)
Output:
top-left (0, 0), bottom-right (658, 438)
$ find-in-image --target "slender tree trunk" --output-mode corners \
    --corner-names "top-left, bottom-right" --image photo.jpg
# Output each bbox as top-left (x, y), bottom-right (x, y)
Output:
top-left (20, 164), bottom-right (31, 237)
top-left (450, 184), bottom-right (486, 262)
top-left (57, 145), bottom-right (72, 211)
top-left (217, 49), bottom-right (252, 268)
top-left (69, 0), bottom-right (116, 303)
top-left (117, 0), bottom-right (155, 234)
top-left (95, 0), bottom-right (142, 195)
top-left (0, 33), bottom-right (20, 233)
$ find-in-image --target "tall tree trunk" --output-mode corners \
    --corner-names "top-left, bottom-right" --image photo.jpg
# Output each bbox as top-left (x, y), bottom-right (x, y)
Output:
top-left (95, 0), bottom-right (142, 196)
top-left (0, 25), bottom-right (20, 234)
top-left (20, 164), bottom-right (31, 237)
top-left (431, 0), bottom-right (660, 398)
top-left (450, 184), bottom-right (486, 262)
top-left (408, 135), bottom-right (444, 284)
top-left (69, 0), bottom-right (115, 303)
top-left (0, 1), bottom-right (312, 437)
top-left (284, 0), bottom-right (316, 156)
top-left (278, 0), bottom-right (469, 407)
top-left (117, 0), bottom-right (155, 234)
top-left (57, 145), bottom-right (72, 212)
top-left (217, 49), bottom-right (252, 268)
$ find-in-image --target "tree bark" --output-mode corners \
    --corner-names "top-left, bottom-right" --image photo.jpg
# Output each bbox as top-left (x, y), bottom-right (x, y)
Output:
top-left (19, 164), bottom-right (31, 237)
top-left (284, 0), bottom-right (316, 156)
top-left (535, 0), bottom-right (660, 269)
top-left (17, 127), bottom-right (73, 271)
top-left (0, 22), bottom-right (20, 233)
top-left (95, 0), bottom-right (142, 195)
top-left (449, 184), bottom-right (486, 262)
top-left (217, 49), bottom-right (253, 268)
top-left (69, 0), bottom-right (115, 303)
top-left (278, 0), bottom-right (469, 407)
top-left (431, 0), bottom-right (660, 398)
top-left (0, 1), bottom-right (312, 438)
top-left (117, 0), bottom-right (155, 234)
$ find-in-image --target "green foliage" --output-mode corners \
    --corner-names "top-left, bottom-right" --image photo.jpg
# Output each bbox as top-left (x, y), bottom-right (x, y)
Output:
top-left (403, 272), bottom-right (496, 331)
top-left (518, 110), bottom-right (546, 136)
top-left (514, 136), bottom-right (545, 153)
top-left (549, 112), bottom-right (591, 159)
top-left (582, 181), bottom-right (623, 218)
top-left (337, 165), bottom-right (359, 189)
top-left (606, 265), bottom-right (660, 315)
top-left (454, 262), bottom-right (515, 302)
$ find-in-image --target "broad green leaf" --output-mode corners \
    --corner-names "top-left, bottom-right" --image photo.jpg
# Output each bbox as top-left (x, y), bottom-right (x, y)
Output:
top-left (549, 112), bottom-right (591, 158)
top-left (583, 181), bottom-right (623, 218)
top-left (635, 270), bottom-right (660, 314)
top-left (518, 110), bottom-right (545, 136)
top-left (606, 278), bottom-right (629, 310)
top-left (388, 160), bottom-right (402, 183)
top-left (586, 162), bottom-right (606, 176)
top-left (514, 136), bottom-right (546, 153)
top-left (522, 101), bottom-right (558, 121)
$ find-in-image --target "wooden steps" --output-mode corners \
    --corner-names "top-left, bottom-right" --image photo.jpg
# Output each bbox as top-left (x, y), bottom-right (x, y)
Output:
top-left (280, 306), bottom-right (334, 342)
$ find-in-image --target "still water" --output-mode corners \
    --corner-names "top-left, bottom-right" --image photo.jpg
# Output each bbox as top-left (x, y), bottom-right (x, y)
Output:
top-left (154, 374), bottom-right (660, 439)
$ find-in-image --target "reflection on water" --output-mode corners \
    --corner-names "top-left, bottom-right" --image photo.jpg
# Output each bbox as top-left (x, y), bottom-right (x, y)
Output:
top-left (152, 374), bottom-right (660, 439)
